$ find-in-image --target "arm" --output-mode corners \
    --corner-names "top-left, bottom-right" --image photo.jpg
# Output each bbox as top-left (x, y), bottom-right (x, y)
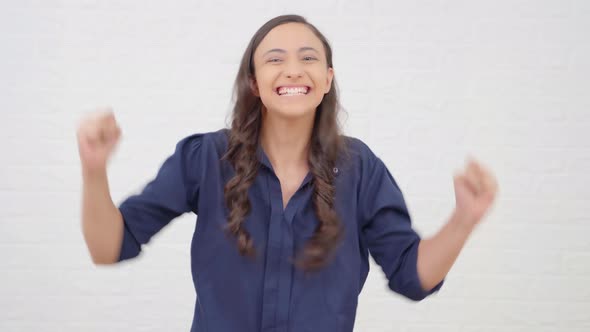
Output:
top-left (417, 210), bottom-right (474, 291)
top-left (417, 157), bottom-right (499, 291)
top-left (81, 168), bottom-right (124, 265)
top-left (77, 111), bottom-right (204, 265)
top-left (360, 154), bottom-right (445, 301)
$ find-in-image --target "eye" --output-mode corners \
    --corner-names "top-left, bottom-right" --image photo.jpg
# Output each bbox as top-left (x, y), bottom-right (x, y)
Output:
top-left (303, 56), bottom-right (317, 61)
top-left (267, 58), bottom-right (282, 63)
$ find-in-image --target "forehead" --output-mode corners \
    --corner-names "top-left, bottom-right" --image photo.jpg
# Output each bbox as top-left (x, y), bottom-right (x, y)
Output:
top-left (254, 22), bottom-right (324, 57)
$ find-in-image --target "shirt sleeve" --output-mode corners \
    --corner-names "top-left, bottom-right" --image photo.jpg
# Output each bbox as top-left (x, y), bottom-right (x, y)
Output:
top-left (116, 134), bottom-right (203, 262)
top-left (359, 155), bottom-right (444, 301)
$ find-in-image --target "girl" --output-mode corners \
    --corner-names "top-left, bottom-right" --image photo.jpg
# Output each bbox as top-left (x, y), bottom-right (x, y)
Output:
top-left (78, 14), bottom-right (498, 332)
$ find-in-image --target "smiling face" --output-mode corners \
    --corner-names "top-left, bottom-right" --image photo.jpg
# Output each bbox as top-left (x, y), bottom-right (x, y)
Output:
top-left (251, 22), bottom-right (334, 119)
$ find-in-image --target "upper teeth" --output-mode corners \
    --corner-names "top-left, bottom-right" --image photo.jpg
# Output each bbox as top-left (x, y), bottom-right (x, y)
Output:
top-left (278, 87), bottom-right (309, 95)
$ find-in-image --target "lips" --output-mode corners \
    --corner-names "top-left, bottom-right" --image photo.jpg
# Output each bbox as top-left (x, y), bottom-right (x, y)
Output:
top-left (276, 86), bottom-right (311, 96)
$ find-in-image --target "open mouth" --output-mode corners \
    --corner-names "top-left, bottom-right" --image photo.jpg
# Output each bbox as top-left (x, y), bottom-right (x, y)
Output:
top-left (276, 86), bottom-right (311, 96)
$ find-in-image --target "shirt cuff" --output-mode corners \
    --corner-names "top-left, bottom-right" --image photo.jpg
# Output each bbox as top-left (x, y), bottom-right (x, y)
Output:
top-left (117, 218), bottom-right (141, 262)
top-left (390, 239), bottom-right (445, 301)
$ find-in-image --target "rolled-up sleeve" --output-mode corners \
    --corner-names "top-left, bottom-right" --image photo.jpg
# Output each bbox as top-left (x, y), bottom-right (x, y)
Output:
top-left (359, 155), bottom-right (443, 301)
top-left (116, 134), bottom-right (203, 262)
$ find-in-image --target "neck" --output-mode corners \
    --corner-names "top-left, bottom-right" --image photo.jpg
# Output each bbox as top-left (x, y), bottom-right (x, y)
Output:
top-left (259, 108), bottom-right (314, 172)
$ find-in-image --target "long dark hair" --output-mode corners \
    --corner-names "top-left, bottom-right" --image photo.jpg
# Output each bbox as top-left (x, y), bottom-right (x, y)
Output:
top-left (221, 14), bottom-right (348, 272)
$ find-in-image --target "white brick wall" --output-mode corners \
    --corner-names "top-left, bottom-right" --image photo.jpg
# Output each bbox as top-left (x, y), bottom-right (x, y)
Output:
top-left (1, 0), bottom-right (589, 331)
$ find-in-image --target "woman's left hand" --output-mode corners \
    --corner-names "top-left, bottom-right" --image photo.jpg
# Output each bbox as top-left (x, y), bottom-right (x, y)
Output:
top-left (452, 157), bottom-right (499, 229)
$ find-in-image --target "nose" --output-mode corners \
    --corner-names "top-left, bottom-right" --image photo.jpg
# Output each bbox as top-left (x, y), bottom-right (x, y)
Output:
top-left (284, 59), bottom-right (304, 78)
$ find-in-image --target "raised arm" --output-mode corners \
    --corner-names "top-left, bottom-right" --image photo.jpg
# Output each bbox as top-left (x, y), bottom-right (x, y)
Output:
top-left (77, 108), bottom-right (124, 265)
top-left (77, 107), bottom-right (204, 265)
top-left (81, 168), bottom-right (125, 264)
top-left (417, 158), bottom-right (499, 290)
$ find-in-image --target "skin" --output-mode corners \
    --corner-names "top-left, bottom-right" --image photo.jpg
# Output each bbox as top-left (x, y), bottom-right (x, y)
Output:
top-left (250, 22), bottom-right (334, 208)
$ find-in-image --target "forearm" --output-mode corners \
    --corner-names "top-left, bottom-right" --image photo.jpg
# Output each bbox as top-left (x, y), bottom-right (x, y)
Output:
top-left (81, 168), bottom-right (124, 265)
top-left (416, 210), bottom-right (475, 290)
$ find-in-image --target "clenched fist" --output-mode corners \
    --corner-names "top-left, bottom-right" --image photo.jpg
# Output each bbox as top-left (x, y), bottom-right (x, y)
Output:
top-left (452, 157), bottom-right (499, 229)
top-left (76, 107), bottom-right (122, 174)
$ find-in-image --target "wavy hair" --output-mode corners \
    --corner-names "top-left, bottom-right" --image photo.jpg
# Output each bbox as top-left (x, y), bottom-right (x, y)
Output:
top-left (221, 14), bottom-right (349, 272)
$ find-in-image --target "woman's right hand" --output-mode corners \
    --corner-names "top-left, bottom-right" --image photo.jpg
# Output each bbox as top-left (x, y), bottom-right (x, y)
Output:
top-left (76, 107), bottom-right (122, 174)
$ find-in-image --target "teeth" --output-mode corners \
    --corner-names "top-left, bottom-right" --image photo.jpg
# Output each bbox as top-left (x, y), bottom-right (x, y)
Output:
top-left (278, 86), bottom-right (309, 96)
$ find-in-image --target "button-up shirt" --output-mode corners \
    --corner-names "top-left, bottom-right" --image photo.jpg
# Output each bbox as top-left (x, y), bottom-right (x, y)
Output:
top-left (117, 128), bottom-right (444, 332)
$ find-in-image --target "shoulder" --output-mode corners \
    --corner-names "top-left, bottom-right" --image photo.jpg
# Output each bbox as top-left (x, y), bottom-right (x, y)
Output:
top-left (175, 128), bottom-right (229, 155)
top-left (165, 128), bottom-right (230, 174)
top-left (339, 135), bottom-right (400, 191)
top-left (342, 135), bottom-right (376, 159)
top-left (339, 135), bottom-right (381, 173)
top-left (166, 128), bottom-right (229, 183)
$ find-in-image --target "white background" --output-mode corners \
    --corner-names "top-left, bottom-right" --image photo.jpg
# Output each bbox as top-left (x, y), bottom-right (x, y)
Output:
top-left (1, 0), bottom-right (589, 331)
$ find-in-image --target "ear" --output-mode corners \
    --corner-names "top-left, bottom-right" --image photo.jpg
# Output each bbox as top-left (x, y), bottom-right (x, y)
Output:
top-left (250, 77), bottom-right (260, 97)
top-left (324, 67), bottom-right (334, 94)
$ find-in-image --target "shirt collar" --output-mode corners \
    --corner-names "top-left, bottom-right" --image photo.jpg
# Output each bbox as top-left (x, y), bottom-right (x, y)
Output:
top-left (256, 143), bottom-right (274, 172)
top-left (256, 143), bottom-right (315, 188)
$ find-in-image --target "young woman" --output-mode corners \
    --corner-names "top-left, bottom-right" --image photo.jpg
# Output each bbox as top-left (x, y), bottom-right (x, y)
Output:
top-left (78, 14), bottom-right (498, 332)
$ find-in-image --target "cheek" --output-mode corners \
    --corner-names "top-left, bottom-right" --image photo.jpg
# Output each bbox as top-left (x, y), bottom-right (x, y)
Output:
top-left (257, 84), bottom-right (277, 107)
top-left (312, 77), bottom-right (329, 94)
top-left (254, 70), bottom-right (276, 94)
top-left (258, 83), bottom-right (276, 99)
top-left (310, 69), bottom-right (329, 89)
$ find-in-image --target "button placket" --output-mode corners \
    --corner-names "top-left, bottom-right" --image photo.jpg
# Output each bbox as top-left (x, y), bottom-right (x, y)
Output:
top-left (261, 172), bottom-right (285, 331)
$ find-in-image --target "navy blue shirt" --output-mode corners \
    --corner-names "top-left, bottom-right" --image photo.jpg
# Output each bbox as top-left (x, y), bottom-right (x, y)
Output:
top-left (117, 128), bottom-right (443, 331)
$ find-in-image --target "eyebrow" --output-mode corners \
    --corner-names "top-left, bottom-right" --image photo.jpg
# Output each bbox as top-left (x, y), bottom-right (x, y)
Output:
top-left (262, 47), bottom-right (319, 57)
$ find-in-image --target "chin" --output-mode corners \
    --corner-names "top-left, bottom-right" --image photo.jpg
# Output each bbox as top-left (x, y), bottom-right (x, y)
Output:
top-left (271, 105), bottom-right (317, 120)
